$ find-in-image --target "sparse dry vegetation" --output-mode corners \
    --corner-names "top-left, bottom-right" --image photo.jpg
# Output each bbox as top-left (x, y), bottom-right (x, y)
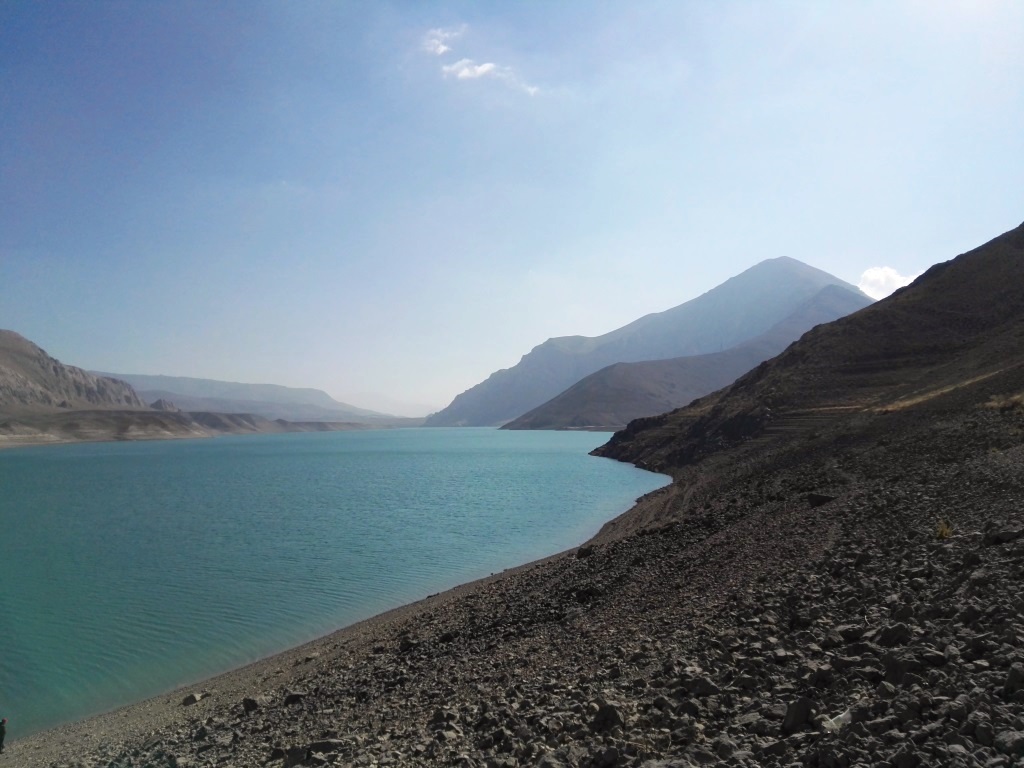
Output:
top-left (984, 392), bottom-right (1024, 411)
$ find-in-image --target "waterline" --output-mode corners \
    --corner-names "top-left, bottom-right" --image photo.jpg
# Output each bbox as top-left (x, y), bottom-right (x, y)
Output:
top-left (0, 429), bottom-right (668, 737)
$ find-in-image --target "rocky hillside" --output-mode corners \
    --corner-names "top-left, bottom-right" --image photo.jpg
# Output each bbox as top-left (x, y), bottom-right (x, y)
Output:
top-left (503, 284), bottom-right (868, 430)
top-left (426, 258), bottom-right (870, 427)
top-left (595, 220), bottom-right (1024, 478)
top-left (0, 330), bottom-right (143, 410)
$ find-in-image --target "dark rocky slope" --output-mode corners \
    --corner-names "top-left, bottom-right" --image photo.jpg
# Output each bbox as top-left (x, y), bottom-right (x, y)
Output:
top-left (595, 221), bottom-right (1024, 478)
top-left (17, 222), bottom-right (1024, 768)
top-left (427, 258), bottom-right (869, 426)
top-left (503, 284), bottom-right (868, 430)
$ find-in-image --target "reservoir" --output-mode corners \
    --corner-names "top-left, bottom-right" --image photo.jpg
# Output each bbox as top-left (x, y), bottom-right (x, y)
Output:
top-left (0, 428), bottom-right (668, 737)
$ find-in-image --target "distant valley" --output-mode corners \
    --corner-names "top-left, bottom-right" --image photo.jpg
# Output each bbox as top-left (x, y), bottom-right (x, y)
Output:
top-left (0, 331), bottom-right (415, 448)
top-left (3, 256), bottom-right (875, 445)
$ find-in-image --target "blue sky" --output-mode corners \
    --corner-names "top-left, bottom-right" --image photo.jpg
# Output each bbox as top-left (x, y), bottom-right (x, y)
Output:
top-left (2, 1), bottom-right (1022, 415)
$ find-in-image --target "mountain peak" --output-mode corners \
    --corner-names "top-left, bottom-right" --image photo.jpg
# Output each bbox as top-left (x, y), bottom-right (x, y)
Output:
top-left (427, 259), bottom-right (868, 426)
top-left (595, 219), bottom-right (1024, 474)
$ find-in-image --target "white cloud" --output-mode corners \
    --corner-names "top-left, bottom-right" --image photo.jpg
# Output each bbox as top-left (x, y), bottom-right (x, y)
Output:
top-left (422, 25), bottom-right (466, 56)
top-left (442, 58), bottom-right (497, 79)
top-left (422, 24), bottom-right (538, 96)
top-left (441, 57), bottom-right (539, 95)
top-left (858, 266), bottom-right (921, 300)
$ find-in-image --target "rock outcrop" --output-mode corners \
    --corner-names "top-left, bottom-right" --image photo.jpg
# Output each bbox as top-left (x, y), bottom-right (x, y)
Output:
top-left (0, 330), bottom-right (144, 410)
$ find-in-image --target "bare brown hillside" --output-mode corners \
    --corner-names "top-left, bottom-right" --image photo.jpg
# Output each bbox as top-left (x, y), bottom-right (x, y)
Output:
top-left (594, 220), bottom-right (1024, 480)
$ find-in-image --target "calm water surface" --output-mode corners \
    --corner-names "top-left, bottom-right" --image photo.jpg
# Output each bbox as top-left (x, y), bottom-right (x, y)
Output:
top-left (0, 428), bottom-right (667, 737)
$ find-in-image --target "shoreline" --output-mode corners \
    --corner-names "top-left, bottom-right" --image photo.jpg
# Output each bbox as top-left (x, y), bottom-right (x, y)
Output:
top-left (6, 429), bottom-right (664, 762)
top-left (10, 543), bottom-right (579, 766)
top-left (7, 402), bottom-right (1023, 767)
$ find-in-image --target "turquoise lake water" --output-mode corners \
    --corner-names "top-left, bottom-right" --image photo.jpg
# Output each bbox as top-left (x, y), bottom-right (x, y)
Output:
top-left (0, 428), bottom-right (668, 738)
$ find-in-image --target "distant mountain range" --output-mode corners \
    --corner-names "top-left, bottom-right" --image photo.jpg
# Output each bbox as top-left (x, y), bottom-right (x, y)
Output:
top-left (0, 332), bottom-right (409, 446)
top-left (427, 257), bottom-right (872, 427)
top-left (91, 373), bottom-right (397, 423)
top-left (502, 283), bottom-right (871, 430)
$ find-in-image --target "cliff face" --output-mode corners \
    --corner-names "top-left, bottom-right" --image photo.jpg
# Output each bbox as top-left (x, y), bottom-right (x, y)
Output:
top-left (427, 257), bottom-right (871, 426)
top-left (0, 330), bottom-right (144, 410)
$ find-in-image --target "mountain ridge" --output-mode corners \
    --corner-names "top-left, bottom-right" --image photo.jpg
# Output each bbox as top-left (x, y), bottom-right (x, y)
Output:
top-left (0, 332), bottom-right (405, 446)
top-left (502, 283), bottom-right (871, 430)
top-left (426, 257), bottom-right (869, 426)
top-left (91, 372), bottom-right (392, 422)
top-left (593, 220), bottom-right (1024, 479)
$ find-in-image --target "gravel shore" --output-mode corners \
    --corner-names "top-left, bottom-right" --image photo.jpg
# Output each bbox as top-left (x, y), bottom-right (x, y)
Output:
top-left (9, 386), bottom-right (1024, 767)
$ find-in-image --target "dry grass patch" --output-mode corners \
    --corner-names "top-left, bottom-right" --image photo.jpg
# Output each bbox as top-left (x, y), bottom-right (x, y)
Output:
top-left (983, 392), bottom-right (1024, 412)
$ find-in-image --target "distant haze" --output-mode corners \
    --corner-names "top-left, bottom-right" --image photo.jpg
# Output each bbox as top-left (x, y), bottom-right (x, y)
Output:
top-left (428, 257), bottom-right (870, 426)
top-left (2, 3), bottom-right (1021, 410)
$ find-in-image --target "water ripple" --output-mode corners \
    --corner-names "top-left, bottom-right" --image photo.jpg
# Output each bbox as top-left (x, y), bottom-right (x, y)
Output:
top-left (0, 429), bottom-right (667, 736)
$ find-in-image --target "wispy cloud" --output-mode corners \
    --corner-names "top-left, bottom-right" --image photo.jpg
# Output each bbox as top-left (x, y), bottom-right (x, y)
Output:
top-left (422, 25), bottom-right (466, 56)
top-left (858, 266), bottom-right (921, 300)
top-left (442, 58), bottom-right (497, 79)
top-left (441, 57), bottom-right (538, 95)
top-left (423, 25), bottom-right (539, 96)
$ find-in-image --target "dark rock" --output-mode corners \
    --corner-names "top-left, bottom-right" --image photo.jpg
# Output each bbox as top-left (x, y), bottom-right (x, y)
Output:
top-left (984, 528), bottom-right (1024, 545)
top-left (1004, 662), bottom-right (1024, 695)
top-left (994, 730), bottom-right (1024, 756)
top-left (806, 493), bottom-right (836, 508)
top-left (686, 676), bottom-right (721, 697)
top-left (307, 739), bottom-right (348, 754)
top-left (590, 702), bottom-right (625, 733)
top-left (879, 622), bottom-right (914, 647)
top-left (782, 696), bottom-right (815, 734)
top-left (242, 695), bottom-right (266, 713)
top-left (890, 745), bottom-right (921, 768)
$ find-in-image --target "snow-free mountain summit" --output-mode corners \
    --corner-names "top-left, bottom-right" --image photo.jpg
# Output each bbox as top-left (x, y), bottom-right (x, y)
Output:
top-left (426, 257), bottom-right (872, 427)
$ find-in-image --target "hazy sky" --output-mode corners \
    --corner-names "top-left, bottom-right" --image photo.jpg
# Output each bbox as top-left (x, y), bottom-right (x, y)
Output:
top-left (2, 1), bottom-right (1022, 415)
